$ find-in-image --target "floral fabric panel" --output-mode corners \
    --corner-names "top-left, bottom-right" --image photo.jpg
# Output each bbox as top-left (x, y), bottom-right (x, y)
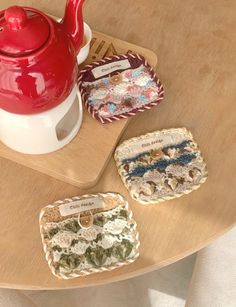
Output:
top-left (115, 128), bottom-right (208, 204)
top-left (39, 193), bottom-right (139, 279)
top-left (78, 53), bottom-right (164, 123)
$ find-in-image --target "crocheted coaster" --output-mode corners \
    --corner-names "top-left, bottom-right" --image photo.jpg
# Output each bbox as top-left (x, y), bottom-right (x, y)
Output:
top-left (78, 53), bottom-right (164, 123)
top-left (39, 192), bottom-right (139, 279)
top-left (115, 128), bottom-right (208, 205)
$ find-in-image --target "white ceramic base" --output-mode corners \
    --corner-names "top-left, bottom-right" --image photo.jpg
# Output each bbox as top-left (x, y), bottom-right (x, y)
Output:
top-left (0, 86), bottom-right (83, 155)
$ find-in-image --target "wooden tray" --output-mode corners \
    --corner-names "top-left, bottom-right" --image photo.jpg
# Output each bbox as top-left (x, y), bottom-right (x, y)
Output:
top-left (0, 31), bottom-right (157, 188)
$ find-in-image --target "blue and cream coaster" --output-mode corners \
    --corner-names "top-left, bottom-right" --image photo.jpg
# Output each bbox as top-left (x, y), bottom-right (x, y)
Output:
top-left (115, 128), bottom-right (208, 204)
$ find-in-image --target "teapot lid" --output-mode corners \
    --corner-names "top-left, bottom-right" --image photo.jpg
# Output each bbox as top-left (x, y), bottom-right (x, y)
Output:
top-left (0, 6), bottom-right (50, 56)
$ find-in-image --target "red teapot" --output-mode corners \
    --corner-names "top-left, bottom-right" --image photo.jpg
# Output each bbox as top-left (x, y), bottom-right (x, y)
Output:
top-left (0, 0), bottom-right (85, 114)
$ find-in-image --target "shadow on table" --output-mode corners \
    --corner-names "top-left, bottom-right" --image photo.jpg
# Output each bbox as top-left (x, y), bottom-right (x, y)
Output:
top-left (22, 254), bottom-right (195, 307)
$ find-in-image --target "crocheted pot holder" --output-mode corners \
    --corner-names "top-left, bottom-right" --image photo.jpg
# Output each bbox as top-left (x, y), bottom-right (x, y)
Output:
top-left (39, 192), bottom-right (140, 279)
top-left (114, 128), bottom-right (208, 205)
top-left (78, 53), bottom-right (164, 123)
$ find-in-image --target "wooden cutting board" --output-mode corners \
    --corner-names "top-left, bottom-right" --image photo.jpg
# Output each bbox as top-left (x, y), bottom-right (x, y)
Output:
top-left (0, 30), bottom-right (157, 188)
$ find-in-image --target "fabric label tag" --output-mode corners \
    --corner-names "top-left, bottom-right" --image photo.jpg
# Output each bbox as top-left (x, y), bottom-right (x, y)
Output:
top-left (59, 197), bottom-right (104, 216)
top-left (121, 133), bottom-right (187, 159)
top-left (92, 59), bottom-right (131, 79)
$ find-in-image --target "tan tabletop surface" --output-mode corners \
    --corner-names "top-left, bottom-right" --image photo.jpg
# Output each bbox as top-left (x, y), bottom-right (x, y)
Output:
top-left (0, 0), bottom-right (235, 289)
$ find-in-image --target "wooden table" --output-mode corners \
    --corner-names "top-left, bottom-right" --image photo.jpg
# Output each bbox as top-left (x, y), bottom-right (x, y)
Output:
top-left (0, 0), bottom-right (235, 289)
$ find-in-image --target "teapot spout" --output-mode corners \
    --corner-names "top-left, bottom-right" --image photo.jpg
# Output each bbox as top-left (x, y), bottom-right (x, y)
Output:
top-left (62, 0), bottom-right (85, 54)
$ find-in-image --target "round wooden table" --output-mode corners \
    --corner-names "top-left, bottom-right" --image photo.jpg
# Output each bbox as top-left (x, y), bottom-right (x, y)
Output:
top-left (0, 0), bottom-right (235, 289)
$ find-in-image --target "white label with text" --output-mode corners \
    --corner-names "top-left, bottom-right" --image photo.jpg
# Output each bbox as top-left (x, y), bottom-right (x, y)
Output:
top-left (92, 59), bottom-right (131, 79)
top-left (121, 133), bottom-right (187, 159)
top-left (59, 197), bottom-right (104, 216)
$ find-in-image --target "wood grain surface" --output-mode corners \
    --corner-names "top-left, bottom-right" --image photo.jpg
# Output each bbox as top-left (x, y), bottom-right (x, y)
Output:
top-left (0, 0), bottom-right (235, 289)
top-left (0, 30), bottom-right (157, 188)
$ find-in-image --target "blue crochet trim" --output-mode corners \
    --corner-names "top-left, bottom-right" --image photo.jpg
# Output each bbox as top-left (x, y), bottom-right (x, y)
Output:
top-left (126, 153), bottom-right (197, 179)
